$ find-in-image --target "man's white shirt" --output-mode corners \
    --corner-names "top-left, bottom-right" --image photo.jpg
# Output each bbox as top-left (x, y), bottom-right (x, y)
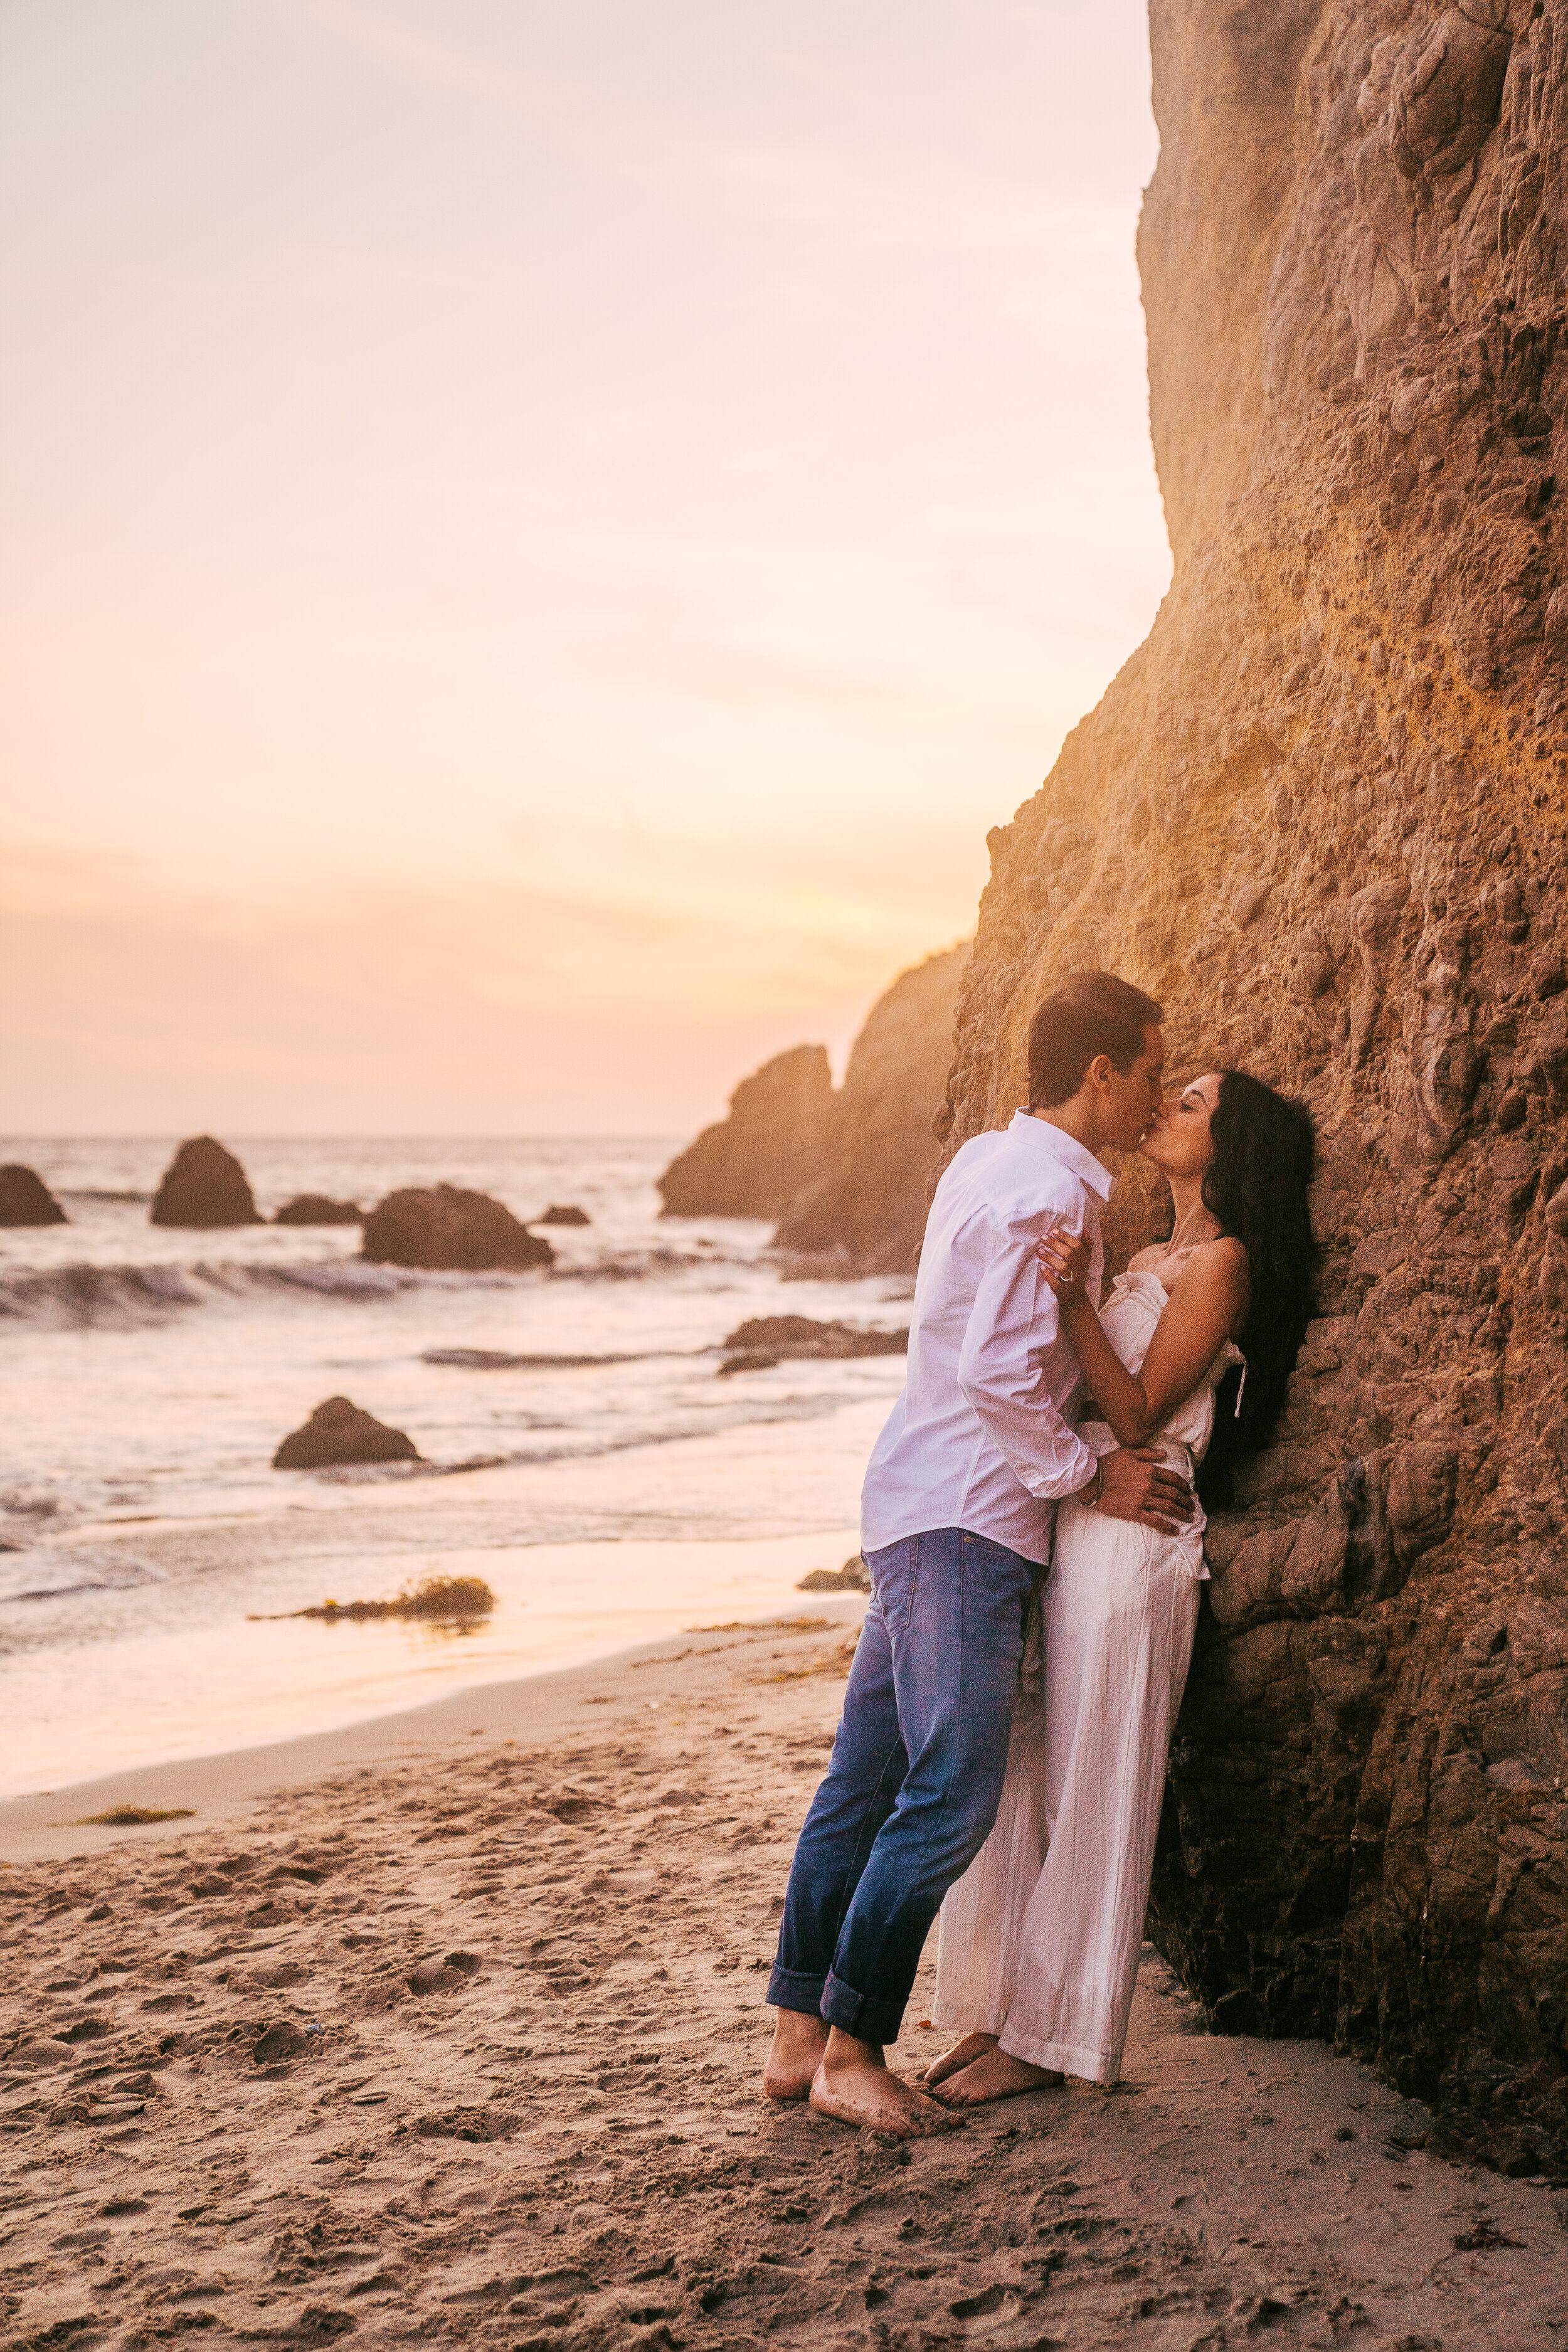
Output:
top-left (860, 1110), bottom-right (1112, 1568)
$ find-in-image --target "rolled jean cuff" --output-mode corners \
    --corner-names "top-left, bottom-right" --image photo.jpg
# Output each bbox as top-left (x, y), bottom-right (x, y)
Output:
top-left (820, 1966), bottom-right (906, 2047)
top-left (766, 1963), bottom-right (827, 2016)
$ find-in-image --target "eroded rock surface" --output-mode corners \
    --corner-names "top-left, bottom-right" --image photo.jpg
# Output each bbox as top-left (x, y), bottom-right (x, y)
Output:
top-left (934, 0), bottom-right (1568, 2177)
top-left (774, 943), bottom-right (970, 1273)
top-left (360, 1184), bottom-right (553, 1271)
top-left (149, 1136), bottom-right (260, 1229)
top-left (657, 1045), bottom-right (833, 1219)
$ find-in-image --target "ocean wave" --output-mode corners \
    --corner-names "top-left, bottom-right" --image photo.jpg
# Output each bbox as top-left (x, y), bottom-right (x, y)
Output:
top-left (0, 1547), bottom-right (161, 1607)
top-left (420, 1345), bottom-right (670, 1369)
top-left (295, 1392), bottom-right (850, 1485)
top-left (0, 1241), bottom-right (763, 1328)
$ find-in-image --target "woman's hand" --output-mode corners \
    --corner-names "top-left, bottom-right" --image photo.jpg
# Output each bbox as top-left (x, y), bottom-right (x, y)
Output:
top-left (1036, 1227), bottom-right (1092, 1306)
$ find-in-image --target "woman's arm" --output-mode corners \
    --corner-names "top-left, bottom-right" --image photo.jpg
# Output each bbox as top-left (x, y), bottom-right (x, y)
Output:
top-left (1040, 1236), bottom-right (1248, 1448)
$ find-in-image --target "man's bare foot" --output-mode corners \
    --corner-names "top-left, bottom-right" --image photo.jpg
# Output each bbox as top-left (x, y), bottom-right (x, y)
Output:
top-left (808, 2028), bottom-right (955, 2137)
top-left (763, 2008), bottom-right (830, 2102)
top-left (916, 2031), bottom-right (997, 2088)
top-left (928, 2046), bottom-right (1064, 2107)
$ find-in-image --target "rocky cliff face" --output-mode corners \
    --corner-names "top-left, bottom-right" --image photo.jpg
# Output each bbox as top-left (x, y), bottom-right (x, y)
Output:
top-left (935, 0), bottom-right (1568, 2178)
top-left (657, 1046), bottom-right (834, 1220)
top-left (774, 945), bottom-right (970, 1273)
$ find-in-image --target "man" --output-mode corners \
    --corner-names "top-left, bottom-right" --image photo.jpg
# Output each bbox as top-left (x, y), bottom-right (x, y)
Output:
top-left (761, 970), bottom-right (1194, 2136)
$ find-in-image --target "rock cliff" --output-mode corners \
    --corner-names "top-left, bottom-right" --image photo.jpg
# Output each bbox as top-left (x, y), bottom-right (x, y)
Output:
top-left (935, 0), bottom-right (1568, 2177)
top-left (774, 945), bottom-right (970, 1272)
top-left (657, 1046), bottom-right (834, 1219)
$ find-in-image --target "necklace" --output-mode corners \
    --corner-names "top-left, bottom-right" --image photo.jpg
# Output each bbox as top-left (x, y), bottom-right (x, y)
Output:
top-left (1167, 1201), bottom-right (1217, 1255)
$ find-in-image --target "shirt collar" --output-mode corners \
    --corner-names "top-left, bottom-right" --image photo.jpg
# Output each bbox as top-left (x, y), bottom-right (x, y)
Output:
top-left (1007, 1108), bottom-right (1116, 1202)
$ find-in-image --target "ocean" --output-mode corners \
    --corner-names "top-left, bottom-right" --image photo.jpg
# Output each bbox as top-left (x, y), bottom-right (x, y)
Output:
top-left (1, 1138), bottom-right (909, 1798)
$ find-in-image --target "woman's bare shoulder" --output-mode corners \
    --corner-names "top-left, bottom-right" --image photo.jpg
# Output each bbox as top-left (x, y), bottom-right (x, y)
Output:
top-left (1169, 1235), bottom-right (1249, 1295)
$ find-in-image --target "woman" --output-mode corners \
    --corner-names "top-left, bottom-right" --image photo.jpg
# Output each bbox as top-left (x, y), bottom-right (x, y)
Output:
top-left (920, 1067), bottom-right (1316, 2104)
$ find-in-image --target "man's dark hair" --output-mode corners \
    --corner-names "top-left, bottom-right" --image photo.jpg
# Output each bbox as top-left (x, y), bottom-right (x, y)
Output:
top-left (1026, 971), bottom-right (1163, 1110)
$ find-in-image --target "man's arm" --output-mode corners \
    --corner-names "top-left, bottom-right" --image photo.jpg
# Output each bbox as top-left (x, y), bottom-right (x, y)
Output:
top-left (955, 1200), bottom-right (1098, 1501)
top-left (958, 1202), bottom-right (1195, 1529)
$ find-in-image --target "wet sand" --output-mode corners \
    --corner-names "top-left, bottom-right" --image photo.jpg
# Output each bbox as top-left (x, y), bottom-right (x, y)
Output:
top-left (3, 1611), bottom-right (1565, 2351)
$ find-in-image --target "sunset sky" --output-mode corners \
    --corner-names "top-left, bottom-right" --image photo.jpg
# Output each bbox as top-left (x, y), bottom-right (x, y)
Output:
top-left (1, 0), bottom-right (1167, 1135)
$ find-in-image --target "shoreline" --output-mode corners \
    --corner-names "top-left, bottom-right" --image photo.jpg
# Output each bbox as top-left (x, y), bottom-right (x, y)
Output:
top-left (0, 1586), bottom-right (866, 1863)
top-left (3, 1608), bottom-right (1564, 2352)
top-left (0, 1520), bottom-right (867, 1806)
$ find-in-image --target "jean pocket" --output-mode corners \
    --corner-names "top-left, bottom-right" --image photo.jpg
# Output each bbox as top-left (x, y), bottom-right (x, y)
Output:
top-left (866, 1537), bottom-right (919, 1641)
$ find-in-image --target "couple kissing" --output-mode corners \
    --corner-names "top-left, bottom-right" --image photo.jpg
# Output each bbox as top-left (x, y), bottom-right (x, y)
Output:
top-left (761, 969), bottom-right (1316, 2136)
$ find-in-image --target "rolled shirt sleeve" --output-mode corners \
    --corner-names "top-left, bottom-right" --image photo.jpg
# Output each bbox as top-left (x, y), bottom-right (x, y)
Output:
top-left (956, 1199), bottom-right (1098, 1502)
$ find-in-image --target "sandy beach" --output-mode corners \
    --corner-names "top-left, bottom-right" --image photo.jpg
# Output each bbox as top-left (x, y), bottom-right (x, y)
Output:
top-left (3, 1609), bottom-right (1564, 2352)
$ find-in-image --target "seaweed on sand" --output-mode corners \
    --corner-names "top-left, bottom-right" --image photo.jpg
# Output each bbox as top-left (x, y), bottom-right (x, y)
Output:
top-left (252, 1574), bottom-right (496, 1623)
top-left (75, 1805), bottom-right (196, 1825)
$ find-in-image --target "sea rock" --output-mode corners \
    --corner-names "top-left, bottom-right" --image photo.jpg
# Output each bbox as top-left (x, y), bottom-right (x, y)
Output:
top-left (797, 1555), bottom-right (871, 1592)
top-left (360, 1184), bottom-right (553, 1271)
top-left (0, 1165), bottom-right (66, 1226)
top-left (928, 0), bottom-right (1568, 2178)
top-left (534, 1202), bottom-right (591, 1226)
top-left (773, 944), bottom-right (971, 1273)
top-left (272, 1396), bottom-right (421, 1470)
top-left (273, 1194), bottom-right (363, 1226)
top-left (149, 1136), bottom-right (260, 1228)
top-left (657, 1045), bottom-right (833, 1219)
top-left (719, 1315), bottom-right (907, 1360)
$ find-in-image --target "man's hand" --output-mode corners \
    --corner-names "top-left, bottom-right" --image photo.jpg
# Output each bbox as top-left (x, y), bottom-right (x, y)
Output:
top-left (1088, 1446), bottom-right (1194, 1532)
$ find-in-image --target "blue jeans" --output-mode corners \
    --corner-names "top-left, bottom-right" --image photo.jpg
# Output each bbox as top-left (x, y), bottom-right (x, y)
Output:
top-left (767, 1525), bottom-right (1037, 2045)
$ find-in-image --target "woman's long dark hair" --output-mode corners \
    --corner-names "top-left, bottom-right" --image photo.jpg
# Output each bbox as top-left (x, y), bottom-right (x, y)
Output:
top-left (1193, 1069), bottom-right (1318, 1512)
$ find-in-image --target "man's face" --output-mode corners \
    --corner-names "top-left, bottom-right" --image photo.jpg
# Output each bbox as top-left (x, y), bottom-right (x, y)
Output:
top-left (1103, 1024), bottom-right (1165, 1153)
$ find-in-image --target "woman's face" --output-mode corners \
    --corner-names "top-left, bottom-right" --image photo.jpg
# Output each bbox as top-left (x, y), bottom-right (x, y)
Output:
top-left (1138, 1072), bottom-right (1221, 1179)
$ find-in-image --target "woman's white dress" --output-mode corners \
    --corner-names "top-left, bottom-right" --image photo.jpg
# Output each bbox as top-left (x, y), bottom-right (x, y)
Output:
top-left (931, 1269), bottom-right (1241, 2085)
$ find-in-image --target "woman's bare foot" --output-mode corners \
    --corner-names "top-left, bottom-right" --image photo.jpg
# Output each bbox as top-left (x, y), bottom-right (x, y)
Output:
top-left (928, 2047), bottom-right (1064, 2107)
top-left (916, 2031), bottom-right (997, 2088)
top-left (808, 2028), bottom-right (955, 2137)
top-left (762, 2008), bottom-right (830, 2102)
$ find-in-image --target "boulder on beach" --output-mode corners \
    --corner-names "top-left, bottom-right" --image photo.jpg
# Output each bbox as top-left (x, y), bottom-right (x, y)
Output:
top-left (719, 1315), bottom-right (907, 1361)
top-left (657, 1045), bottom-right (833, 1219)
top-left (797, 1554), bottom-right (871, 1592)
top-left (273, 1194), bottom-right (363, 1226)
top-left (360, 1183), bottom-right (554, 1271)
top-left (150, 1136), bottom-right (260, 1229)
top-left (773, 943), bottom-right (970, 1274)
top-left (272, 1396), bottom-right (421, 1470)
top-left (0, 1165), bottom-right (67, 1226)
top-left (534, 1202), bottom-right (591, 1226)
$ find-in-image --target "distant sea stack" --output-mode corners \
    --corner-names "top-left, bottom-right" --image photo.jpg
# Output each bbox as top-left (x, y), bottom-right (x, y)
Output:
top-left (774, 944), bottom-right (970, 1273)
top-left (361, 1183), bottom-right (554, 1271)
top-left (273, 1396), bottom-right (420, 1469)
top-left (273, 1194), bottom-right (363, 1226)
top-left (935, 1), bottom-right (1568, 2177)
top-left (0, 1165), bottom-right (67, 1226)
top-left (657, 947), bottom-right (969, 1268)
top-left (657, 1045), bottom-right (832, 1219)
top-left (150, 1137), bottom-right (260, 1228)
